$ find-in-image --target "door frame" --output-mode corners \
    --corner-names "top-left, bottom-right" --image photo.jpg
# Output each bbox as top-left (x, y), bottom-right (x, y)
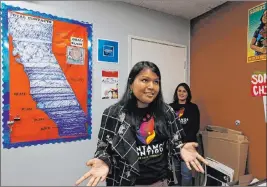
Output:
top-left (128, 35), bottom-right (189, 84)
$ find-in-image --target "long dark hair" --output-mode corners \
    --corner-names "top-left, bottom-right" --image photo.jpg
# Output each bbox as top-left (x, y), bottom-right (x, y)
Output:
top-left (172, 82), bottom-right (192, 104)
top-left (258, 10), bottom-right (267, 30)
top-left (118, 61), bottom-right (165, 116)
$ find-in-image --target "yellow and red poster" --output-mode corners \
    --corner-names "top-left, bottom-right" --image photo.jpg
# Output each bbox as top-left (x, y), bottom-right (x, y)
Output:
top-left (247, 2), bottom-right (266, 63)
top-left (1, 3), bottom-right (93, 148)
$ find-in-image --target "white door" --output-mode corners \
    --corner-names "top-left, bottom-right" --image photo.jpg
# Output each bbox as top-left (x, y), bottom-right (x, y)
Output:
top-left (129, 36), bottom-right (187, 104)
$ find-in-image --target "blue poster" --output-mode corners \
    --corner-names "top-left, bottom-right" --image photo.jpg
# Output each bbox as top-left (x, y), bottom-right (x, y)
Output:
top-left (98, 39), bottom-right (119, 63)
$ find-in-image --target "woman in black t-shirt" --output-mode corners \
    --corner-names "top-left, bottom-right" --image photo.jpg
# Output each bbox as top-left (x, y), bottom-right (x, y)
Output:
top-left (169, 83), bottom-right (200, 186)
top-left (76, 62), bottom-right (207, 186)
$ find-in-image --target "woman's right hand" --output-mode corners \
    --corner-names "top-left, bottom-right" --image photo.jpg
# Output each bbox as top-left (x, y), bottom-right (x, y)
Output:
top-left (75, 158), bottom-right (109, 186)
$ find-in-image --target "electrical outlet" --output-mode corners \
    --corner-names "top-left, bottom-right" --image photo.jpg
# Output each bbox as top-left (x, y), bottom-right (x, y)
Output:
top-left (235, 120), bottom-right (240, 126)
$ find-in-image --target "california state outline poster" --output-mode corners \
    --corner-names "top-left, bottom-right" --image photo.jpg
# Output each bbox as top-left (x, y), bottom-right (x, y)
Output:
top-left (1, 3), bottom-right (93, 148)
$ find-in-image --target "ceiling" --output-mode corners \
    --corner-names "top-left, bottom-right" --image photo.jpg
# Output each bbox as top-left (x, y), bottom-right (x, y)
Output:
top-left (118, 0), bottom-right (228, 20)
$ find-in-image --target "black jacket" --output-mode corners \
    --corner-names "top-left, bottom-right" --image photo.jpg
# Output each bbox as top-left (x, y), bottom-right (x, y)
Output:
top-left (94, 103), bottom-right (185, 186)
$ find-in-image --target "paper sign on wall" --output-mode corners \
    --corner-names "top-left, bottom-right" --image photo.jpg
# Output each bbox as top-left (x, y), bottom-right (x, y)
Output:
top-left (98, 39), bottom-right (119, 63)
top-left (101, 70), bottom-right (119, 99)
top-left (251, 71), bottom-right (267, 122)
top-left (1, 3), bottom-right (93, 148)
top-left (251, 72), bottom-right (266, 97)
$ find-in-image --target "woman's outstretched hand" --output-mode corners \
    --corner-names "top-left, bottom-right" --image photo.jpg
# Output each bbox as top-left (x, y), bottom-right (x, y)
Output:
top-left (180, 142), bottom-right (208, 173)
top-left (75, 158), bottom-right (109, 186)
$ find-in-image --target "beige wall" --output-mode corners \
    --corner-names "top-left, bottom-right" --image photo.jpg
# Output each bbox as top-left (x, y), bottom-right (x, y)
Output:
top-left (190, 1), bottom-right (266, 179)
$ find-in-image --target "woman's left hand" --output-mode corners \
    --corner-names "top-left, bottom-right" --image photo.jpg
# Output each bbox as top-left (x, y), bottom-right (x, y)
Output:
top-left (180, 142), bottom-right (208, 173)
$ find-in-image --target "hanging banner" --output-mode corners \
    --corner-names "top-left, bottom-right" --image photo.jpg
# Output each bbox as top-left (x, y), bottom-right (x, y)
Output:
top-left (1, 3), bottom-right (93, 148)
top-left (251, 72), bottom-right (266, 97)
top-left (101, 70), bottom-right (119, 99)
top-left (251, 71), bottom-right (267, 122)
top-left (247, 2), bottom-right (267, 63)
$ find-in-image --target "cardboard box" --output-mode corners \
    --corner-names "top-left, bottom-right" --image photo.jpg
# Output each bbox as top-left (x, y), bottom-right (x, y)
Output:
top-left (238, 174), bottom-right (254, 186)
top-left (231, 175), bottom-right (267, 186)
top-left (205, 125), bottom-right (243, 135)
top-left (201, 125), bottom-right (249, 182)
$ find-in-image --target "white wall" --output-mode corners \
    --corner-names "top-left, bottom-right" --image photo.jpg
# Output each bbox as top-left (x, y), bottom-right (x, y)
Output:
top-left (1, 1), bottom-right (190, 186)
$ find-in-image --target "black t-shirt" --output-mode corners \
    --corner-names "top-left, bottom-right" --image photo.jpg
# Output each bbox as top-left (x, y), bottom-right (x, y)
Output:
top-left (133, 107), bottom-right (169, 185)
top-left (169, 102), bottom-right (200, 143)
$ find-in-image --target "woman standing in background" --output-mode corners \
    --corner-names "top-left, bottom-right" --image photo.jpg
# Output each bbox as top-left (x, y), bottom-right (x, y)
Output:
top-left (169, 83), bottom-right (200, 186)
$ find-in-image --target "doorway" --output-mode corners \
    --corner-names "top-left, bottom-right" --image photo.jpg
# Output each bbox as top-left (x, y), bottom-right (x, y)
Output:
top-left (129, 36), bottom-right (188, 103)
